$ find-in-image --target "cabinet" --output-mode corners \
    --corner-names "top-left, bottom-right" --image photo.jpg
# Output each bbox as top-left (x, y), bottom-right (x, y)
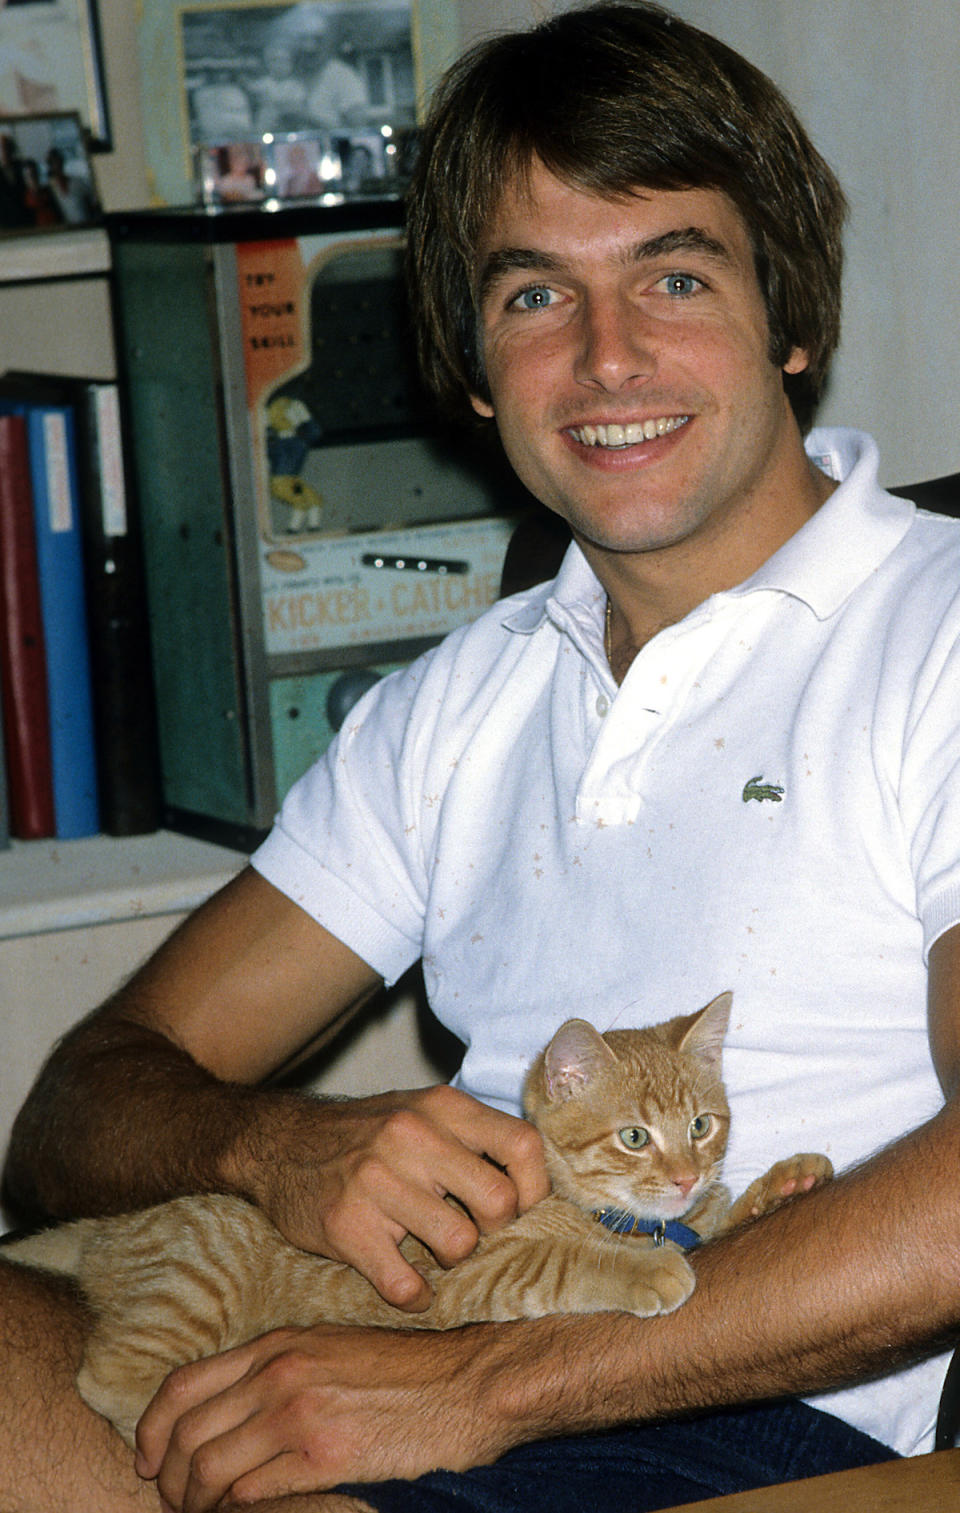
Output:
top-left (109, 202), bottom-right (528, 849)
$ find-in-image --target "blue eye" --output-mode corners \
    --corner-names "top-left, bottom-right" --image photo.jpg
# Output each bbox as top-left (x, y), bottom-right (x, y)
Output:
top-left (512, 285), bottom-right (558, 311)
top-left (660, 273), bottom-right (701, 297)
top-left (619, 1126), bottom-right (650, 1149)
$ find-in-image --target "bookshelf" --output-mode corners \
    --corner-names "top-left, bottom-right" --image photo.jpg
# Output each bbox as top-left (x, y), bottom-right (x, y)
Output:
top-left (0, 206), bottom-right (492, 1180)
top-left (0, 226), bottom-right (110, 286)
top-left (0, 828), bottom-right (240, 940)
top-left (0, 829), bottom-right (243, 1207)
top-left (0, 226), bottom-right (115, 382)
top-left (0, 828), bottom-right (454, 1231)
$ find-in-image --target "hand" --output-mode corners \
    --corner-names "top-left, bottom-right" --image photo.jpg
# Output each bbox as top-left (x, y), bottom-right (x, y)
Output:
top-left (241, 1083), bottom-right (549, 1311)
top-left (135, 1321), bottom-right (532, 1512)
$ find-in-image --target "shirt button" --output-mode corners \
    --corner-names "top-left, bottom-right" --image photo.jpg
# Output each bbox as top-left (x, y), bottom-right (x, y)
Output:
top-left (595, 693), bottom-right (610, 717)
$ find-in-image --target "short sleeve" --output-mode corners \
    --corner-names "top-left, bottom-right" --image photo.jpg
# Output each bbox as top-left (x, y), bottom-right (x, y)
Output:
top-left (252, 657), bottom-right (438, 986)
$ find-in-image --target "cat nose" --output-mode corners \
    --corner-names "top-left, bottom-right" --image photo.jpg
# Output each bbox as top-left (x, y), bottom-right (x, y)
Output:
top-left (672, 1174), bottom-right (697, 1197)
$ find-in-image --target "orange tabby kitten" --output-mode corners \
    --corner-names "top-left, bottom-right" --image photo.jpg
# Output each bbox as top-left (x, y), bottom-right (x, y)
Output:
top-left (3, 991), bottom-right (831, 1446)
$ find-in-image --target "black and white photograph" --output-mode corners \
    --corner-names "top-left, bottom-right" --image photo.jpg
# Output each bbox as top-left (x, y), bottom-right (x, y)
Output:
top-left (0, 108), bottom-right (100, 230)
top-left (180, 1), bottom-right (415, 146)
top-left (0, 0), bottom-right (109, 146)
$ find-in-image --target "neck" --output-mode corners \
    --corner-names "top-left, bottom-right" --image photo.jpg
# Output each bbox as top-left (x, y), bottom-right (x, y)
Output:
top-left (584, 455), bottom-right (837, 683)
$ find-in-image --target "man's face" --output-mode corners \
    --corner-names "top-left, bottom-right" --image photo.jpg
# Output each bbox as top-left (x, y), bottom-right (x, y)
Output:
top-left (470, 162), bottom-right (812, 570)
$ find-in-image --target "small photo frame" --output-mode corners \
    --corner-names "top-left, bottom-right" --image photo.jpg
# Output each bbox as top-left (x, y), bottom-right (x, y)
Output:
top-left (193, 124), bottom-right (420, 206)
top-left (0, 110), bottom-right (102, 233)
top-left (194, 139), bottom-right (270, 204)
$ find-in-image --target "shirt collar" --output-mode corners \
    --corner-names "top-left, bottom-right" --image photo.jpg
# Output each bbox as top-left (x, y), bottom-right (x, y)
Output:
top-left (501, 540), bottom-right (603, 635)
top-left (502, 428), bottom-right (915, 637)
top-left (731, 428), bottom-right (915, 620)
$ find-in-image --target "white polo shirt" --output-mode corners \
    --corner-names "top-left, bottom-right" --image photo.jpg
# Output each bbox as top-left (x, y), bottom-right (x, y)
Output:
top-left (253, 428), bottom-right (960, 1457)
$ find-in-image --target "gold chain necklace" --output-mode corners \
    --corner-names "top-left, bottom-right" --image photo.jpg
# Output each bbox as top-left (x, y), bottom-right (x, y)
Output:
top-left (604, 596), bottom-right (613, 664)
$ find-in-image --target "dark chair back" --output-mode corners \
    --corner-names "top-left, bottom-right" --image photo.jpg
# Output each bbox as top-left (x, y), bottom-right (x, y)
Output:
top-left (888, 473), bottom-right (960, 517)
top-left (499, 473), bottom-right (960, 597)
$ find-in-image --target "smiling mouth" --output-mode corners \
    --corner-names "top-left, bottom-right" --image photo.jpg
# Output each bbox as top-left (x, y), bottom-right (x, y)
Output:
top-left (569, 415), bottom-right (690, 448)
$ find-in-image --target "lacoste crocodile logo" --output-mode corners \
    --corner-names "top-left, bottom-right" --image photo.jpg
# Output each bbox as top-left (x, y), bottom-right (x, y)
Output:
top-left (742, 775), bottom-right (784, 804)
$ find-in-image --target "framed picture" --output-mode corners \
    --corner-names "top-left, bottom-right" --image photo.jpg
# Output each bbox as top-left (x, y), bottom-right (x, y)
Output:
top-left (0, 1), bottom-right (109, 149)
top-left (138, 0), bottom-right (460, 206)
top-left (0, 110), bottom-right (102, 233)
top-left (193, 123), bottom-right (418, 205)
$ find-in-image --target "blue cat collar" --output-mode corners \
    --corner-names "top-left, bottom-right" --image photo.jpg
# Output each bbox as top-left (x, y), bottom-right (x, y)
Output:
top-left (593, 1208), bottom-right (702, 1250)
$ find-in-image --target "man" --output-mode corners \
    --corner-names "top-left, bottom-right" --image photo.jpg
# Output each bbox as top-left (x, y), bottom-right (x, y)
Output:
top-left (292, 14), bottom-right (367, 131)
top-left (4, 5), bottom-right (960, 1511)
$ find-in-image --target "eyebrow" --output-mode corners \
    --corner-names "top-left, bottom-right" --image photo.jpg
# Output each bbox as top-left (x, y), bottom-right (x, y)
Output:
top-left (477, 225), bottom-right (733, 303)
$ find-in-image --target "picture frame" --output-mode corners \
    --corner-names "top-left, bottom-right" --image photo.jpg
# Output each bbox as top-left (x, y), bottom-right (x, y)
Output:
top-left (0, 109), bottom-right (102, 234)
top-left (139, 0), bottom-right (459, 207)
top-left (193, 123), bottom-right (419, 205)
top-left (0, 1), bottom-right (110, 150)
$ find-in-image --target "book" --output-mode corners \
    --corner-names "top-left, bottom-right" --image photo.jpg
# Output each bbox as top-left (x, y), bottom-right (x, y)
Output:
top-left (0, 411), bottom-right (56, 838)
top-left (1, 371), bottom-right (162, 836)
top-left (71, 379), bottom-right (161, 835)
top-left (0, 378), bottom-right (100, 838)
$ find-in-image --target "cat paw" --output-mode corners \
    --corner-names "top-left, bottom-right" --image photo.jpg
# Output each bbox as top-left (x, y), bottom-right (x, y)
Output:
top-left (630, 1245), bottom-right (696, 1316)
top-left (727, 1152), bottom-right (833, 1227)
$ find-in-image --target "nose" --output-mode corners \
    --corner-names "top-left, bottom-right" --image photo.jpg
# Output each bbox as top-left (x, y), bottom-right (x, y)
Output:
top-left (573, 291), bottom-right (655, 393)
top-left (671, 1172), bottom-right (698, 1199)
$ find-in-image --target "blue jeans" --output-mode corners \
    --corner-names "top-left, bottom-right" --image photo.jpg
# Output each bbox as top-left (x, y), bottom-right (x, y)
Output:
top-left (336, 1400), bottom-right (896, 1511)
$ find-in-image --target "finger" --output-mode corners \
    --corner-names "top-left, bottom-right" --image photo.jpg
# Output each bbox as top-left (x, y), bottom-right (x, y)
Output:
top-left (322, 1200), bottom-right (434, 1311)
top-left (322, 1160), bottom-right (475, 1296)
top-left (228, 1450), bottom-right (326, 1506)
top-left (151, 1366), bottom-right (275, 1513)
top-left (162, 1344), bottom-right (345, 1512)
top-left (350, 1097), bottom-right (547, 1249)
top-left (418, 1088), bottom-right (551, 1215)
top-left (135, 1342), bottom-right (262, 1480)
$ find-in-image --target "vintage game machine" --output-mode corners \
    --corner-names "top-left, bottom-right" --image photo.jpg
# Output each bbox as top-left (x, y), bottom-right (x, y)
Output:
top-left (109, 201), bottom-right (528, 848)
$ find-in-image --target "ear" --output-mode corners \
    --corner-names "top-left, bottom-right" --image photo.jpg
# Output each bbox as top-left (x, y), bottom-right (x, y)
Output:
top-left (542, 1018), bottom-right (618, 1102)
top-left (677, 991), bottom-right (732, 1072)
top-left (783, 347), bottom-right (809, 375)
top-left (469, 391), bottom-right (495, 420)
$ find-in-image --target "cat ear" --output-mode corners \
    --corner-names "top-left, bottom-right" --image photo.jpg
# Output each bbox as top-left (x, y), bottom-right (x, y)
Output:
top-left (542, 1018), bottom-right (618, 1102)
top-left (677, 991), bottom-right (732, 1071)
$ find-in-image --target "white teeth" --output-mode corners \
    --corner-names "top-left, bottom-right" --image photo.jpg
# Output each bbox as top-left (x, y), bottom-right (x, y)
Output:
top-left (571, 415), bottom-right (689, 448)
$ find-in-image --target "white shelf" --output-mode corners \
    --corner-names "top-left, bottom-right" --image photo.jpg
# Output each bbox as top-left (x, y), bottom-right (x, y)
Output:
top-left (0, 830), bottom-right (245, 940)
top-left (0, 226), bottom-right (110, 285)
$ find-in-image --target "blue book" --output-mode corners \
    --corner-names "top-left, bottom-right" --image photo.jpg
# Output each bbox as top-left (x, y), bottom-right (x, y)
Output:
top-left (0, 383), bottom-right (99, 838)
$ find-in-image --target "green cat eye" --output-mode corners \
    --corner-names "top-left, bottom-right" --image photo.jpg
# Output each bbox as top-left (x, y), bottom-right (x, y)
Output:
top-left (690, 1115), bottom-right (713, 1140)
top-left (618, 1126), bottom-right (650, 1149)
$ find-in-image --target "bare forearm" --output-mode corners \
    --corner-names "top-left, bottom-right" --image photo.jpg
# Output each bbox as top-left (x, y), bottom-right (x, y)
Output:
top-left (482, 1104), bottom-right (960, 1443)
top-left (2, 1009), bottom-right (299, 1223)
top-left (3, 998), bottom-right (549, 1319)
top-left (2, 868), bottom-right (386, 1228)
top-left (133, 1102), bottom-right (960, 1504)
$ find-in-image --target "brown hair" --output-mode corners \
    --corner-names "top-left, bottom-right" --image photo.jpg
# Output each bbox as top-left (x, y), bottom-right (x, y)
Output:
top-left (406, 1), bottom-right (847, 432)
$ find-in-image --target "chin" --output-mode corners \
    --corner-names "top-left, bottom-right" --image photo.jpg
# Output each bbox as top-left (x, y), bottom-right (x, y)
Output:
top-left (566, 502), bottom-right (704, 556)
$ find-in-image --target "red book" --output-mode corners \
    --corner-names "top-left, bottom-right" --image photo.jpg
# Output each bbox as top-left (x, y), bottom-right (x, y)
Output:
top-left (0, 412), bottom-right (55, 837)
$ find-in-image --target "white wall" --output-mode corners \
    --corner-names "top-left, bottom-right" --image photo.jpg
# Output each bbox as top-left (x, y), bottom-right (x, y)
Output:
top-left (458, 0), bottom-right (960, 489)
